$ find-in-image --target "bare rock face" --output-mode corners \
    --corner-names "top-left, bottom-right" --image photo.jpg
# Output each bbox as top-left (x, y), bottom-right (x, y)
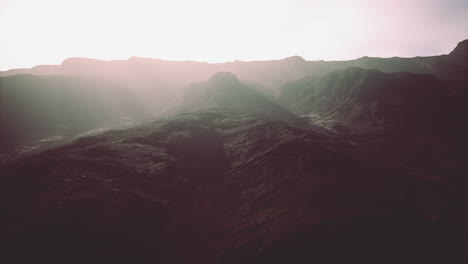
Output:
top-left (279, 68), bottom-right (446, 131)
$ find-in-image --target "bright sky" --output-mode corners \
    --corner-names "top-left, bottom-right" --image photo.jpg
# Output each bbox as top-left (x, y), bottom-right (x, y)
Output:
top-left (1, 0), bottom-right (467, 70)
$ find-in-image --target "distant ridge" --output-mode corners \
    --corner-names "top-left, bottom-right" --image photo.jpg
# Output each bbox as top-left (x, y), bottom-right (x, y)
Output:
top-left (1, 39), bottom-right (467, 115)
top-left (2, 39), bottom-right (467, 77)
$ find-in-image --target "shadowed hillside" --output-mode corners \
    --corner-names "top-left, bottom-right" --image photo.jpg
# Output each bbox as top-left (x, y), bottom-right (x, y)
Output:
top-left (0, 74), bottom-right (149, 153)
top-left (278, 68), bottom-right (447, 131)
top-left (1, 110), bottom-right (467, 263)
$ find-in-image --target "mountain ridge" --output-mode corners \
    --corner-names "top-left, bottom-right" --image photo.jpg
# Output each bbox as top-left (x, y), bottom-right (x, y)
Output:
top-left (1, 39), bottom-right (468, 264)
top-left (176, 72), bottom-right (303, 124)
top-left (2, 39), bottom-right (467, 74)
top-left (2, 39), bottom-right (466, 115)
top-left (278, 67), bottom-right (447, 131)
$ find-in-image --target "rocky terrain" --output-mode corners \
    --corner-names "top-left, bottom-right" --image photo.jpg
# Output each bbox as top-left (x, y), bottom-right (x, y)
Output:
top-left (1, 108), bottom-right (467, 263)
top-left (278, 68), bottom-right (448, 131)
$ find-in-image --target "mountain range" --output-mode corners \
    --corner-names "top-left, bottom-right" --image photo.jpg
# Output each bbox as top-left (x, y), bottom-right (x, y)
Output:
top-left (0, 40), bottom-right (468, 263)
top-left (2, 39), bottom-right (467, 114)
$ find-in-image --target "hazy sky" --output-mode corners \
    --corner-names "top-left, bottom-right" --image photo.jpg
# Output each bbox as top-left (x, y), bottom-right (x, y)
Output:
top-left (1, 0), bottom-right (467, 70)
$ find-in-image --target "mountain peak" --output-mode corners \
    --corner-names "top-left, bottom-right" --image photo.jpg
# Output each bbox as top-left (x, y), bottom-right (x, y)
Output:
top-left (208, 72), bottom-right (239, 84)
top-left (450, 39), bottom-right (468, 57)
top-left (179, 72), bottom-right (301, 123)
top-left (282, 56), bottom-right (306, 63)
top-left (60, 57), bottom-right (104, 65)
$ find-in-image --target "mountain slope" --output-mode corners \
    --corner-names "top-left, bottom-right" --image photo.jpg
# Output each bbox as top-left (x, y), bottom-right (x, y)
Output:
top-left (1, 109), bottom-right (467, 263)
top-left (178, 72), bottom-right (302, 123)
top-left (1, 39), bottom-right (468, 264)
top-left (0, 74), bottom-right (149, 153)
top-left (279, 68), bottom-right (447, 131)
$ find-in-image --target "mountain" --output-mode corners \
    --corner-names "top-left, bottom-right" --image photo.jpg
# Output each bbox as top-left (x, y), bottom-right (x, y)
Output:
top-left (450, 39), bottom-right (468, 59)
top-left (278, 68), bottom-right (447, 132)
top-left (277, 67), bottom-right (468, 193)
top-left (2, 40), bottom-right (466, 115)
top-left (55, 56), bottom-right (319, 114)
top-left (177, 72), bottom-right (303, 123)
top-left (0, 74), bottom-right (149, 154)
top-left (1, 109), bottom-right (467, 264)
top-left (1, 40), bottom-right (468, 264)
top-left (0, 65), bottom-right (60, 77)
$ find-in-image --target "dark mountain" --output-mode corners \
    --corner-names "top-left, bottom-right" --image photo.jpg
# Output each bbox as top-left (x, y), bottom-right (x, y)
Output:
top-left (0, 74), bottom-right (149, 153)
top-left (1, 109), bottom-right (467, 264)
top-left (349, 42), bottom-right (468, 80)
top-left (278, 68), bottom-right (447, 132)
top-left (177, 72), bottom-right (302, 123)
top-left (450, 39), bottom-right (468, 58)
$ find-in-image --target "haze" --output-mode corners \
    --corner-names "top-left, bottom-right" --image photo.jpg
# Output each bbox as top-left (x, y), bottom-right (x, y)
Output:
top-left (1, 0), bottom-right (467, 70)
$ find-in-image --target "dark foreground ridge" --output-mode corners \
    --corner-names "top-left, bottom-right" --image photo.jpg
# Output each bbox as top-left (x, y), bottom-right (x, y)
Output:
top-left (1, 109), bottom-right (467, 264)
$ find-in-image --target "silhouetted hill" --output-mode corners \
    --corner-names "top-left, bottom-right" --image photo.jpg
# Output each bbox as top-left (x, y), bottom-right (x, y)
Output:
top-left (0, 74), bottom-right (149, 153)
top-left (178, 72), bottom-right (302, 123)
top-left (450, 39), bottom-right (468, 58)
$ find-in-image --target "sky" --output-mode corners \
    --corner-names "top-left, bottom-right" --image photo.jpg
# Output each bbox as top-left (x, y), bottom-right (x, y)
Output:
top-left (1, 0), bottom-right (467, 70)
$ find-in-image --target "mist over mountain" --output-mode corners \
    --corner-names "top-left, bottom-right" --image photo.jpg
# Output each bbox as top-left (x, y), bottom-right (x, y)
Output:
top-left (2, 40), bottom-right (467, 116)
top-left (177, 72), bottom-right (302, 123)
top-left (0, 74), bottom-right (148, 155)
top-left (1, 39), bottom-right (468, 263)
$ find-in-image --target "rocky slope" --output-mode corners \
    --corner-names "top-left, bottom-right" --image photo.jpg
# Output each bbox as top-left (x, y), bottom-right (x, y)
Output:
top-left (1, 109), bottom-right (467, 263)
top-left (177, 72), bottom-right (302, 123)
top-left (278, 68), bottom-right (448, 132)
